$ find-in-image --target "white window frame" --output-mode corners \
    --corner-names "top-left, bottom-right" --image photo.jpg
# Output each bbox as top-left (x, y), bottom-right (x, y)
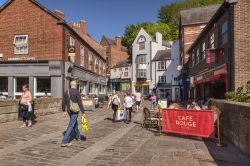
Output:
top-left (139, 42), bottom-right (145, 50)
top-left (70, 36), bottom-right (75, 46)
top-left (99, 61), bottom-right (103, 74)
top-left (158, 61), bottom-right (166, 70)
top-left (191, 52), bottom-right (195, 67)
top-left (80, 45), bottom-right (84, 67)
top-left (158, 76), bottom-right (166, 83)
top-left (137, 55), bottom-right (146, 64)
top-left (94, 58), bottom-right (98, 72)
top-left (13, 35), bottom-right (28, 54)
top-left (209, 33), bottom-right (215, 49)
top-left (202, 42), bottom-right (206, 60)
top-left (88, 51), bottom-right (92, 70)
top-left (196, 48), bottom-right (199, 65)
top-left (137, 69), bottom-right (146, 78)
top-left (34, 77), bottom-right (51, 98)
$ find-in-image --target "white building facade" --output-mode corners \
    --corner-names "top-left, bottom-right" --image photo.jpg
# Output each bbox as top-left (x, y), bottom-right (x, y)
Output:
top-left (132, 28), bottom-right (171, 96)
top-left (109, 62), bottom-right (132, 92)
top-left (152, 41), bottom-right (180, 101)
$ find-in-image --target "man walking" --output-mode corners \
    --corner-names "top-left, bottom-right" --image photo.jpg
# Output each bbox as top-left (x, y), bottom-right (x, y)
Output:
top-left (124, 92), bottom-right (133, 124)
top-left (61, 80), bottom-right (85, 147)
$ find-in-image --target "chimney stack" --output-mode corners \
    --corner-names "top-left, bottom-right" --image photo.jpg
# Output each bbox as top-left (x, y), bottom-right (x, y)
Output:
top-left (80, 20), bottom-right (87, 34)
top-left (54, 10), bottom-right (65, 20)
top-left (115, 36), bottom-right (122, 50)
top-left (156, 31), bottom-right (162, 46)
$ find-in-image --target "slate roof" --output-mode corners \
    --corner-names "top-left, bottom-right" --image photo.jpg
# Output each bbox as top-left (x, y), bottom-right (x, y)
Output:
top-left (152, 49), bottom-right (171, 61)
top-left (102, 36), bottom-right (128, 52)
top-left (112, 60), bottom-right (131, 68)
top-left (180, 5), bottom-right (220, 25)
top-left (151, 37), bottom-right (171, 48)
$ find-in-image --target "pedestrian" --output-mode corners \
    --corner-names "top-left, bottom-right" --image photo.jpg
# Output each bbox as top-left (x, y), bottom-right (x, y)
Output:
top-left (134, 91), bottom-right (142, 112)
top-left (150, 93), bottom-right (157, 110)
top-left (107, 94), bottom-right (112, 109)
top-left (0, 92), bottom-right (6, 100)
top-left (61, 80), bottom-right (85, 147)
top-left (109, 92), bottom-right (120, 122)
top-left (19, 84), bottom-right (32, 128)
top-left (124, 92), bottom-right (133, 124)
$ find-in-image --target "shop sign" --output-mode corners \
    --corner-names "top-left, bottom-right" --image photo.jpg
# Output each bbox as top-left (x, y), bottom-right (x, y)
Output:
top-left (8, 57), bottom-right (36, 61)
top-left (121, 83), bottom-right (131, 91)
top-left (162, 109), bottom-right (214, 138)
top-left (134, 82), bottom-right (149, 86)
top-left (68, 46), bottom-right (75, 56)
top-left (206, 49), bottom-right (219, 64)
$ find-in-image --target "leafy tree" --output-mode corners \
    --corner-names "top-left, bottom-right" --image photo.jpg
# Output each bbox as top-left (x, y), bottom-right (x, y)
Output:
top-left (158, 0), bottom-right (223, 40)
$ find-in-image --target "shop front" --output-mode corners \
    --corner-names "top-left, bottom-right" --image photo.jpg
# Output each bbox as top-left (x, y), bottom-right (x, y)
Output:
top-left (134, 82), bottom-right (149, 96)
top-left (194, 65), bottom-right (227, 99)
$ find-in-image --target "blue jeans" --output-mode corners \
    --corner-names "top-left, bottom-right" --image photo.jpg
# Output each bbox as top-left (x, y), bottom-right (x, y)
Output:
top-left (62, 112), bottom-right (80, 144)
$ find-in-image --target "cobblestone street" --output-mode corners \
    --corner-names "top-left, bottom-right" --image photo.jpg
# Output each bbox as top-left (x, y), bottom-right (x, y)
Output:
top-left (0, 101), bottom-right (249, 166)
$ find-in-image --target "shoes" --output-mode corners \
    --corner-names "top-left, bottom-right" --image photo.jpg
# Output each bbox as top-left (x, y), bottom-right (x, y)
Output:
top-left (27, 123), bottom-right (32, 127)
top-left (20, 124), bottom-right (26, 128)
top-left (61, 143), bottom-right (72, 147)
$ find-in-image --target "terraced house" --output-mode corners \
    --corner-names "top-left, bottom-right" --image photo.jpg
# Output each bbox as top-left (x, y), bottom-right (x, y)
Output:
top-left (0, 0), bottom-right (107, 98)
top-left (187, 0), bottom-right (250, 99)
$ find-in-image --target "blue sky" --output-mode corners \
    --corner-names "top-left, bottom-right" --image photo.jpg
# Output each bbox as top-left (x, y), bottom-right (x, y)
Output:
top-left (0, 0), bottom-right (177, 41)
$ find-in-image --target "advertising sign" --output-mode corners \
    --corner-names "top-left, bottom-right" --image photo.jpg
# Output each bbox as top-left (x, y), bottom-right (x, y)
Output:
top-left (162, 109), bottom-right (214, 138)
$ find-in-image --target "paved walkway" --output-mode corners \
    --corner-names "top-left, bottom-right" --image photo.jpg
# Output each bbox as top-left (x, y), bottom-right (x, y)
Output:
top-left (0, 101), bottom-right (249, 166)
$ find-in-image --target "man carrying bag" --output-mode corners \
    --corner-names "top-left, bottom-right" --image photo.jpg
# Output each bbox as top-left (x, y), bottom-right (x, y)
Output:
top-left (61, 80), bottom-right (85, 147)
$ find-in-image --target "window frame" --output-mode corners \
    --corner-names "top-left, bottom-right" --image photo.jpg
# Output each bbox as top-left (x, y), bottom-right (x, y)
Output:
top-left (202, 42), bottom-right (206, 60)
top-left (137, 69), bottom-right (146, 78)
top-left (137, 54), bottom-right (146, 64)
top-left (13, 35), bottom-right (29, 55)
top-left (158, 61), bottom-right (166, 70)
top-left (158, 76), bottom-right (166, 83)
top-left (80, 45), bottom-right (84, 67)
top-left (70, 36), bottom-right (75, 47)
top-left (196, 48), bottom-right (200, 65)
top-left (88, 51), bottom-right (93, 70)
top-left (209, 33), bottom-right (215, 49)
top-left (219, 20), bottom-right (228, 46)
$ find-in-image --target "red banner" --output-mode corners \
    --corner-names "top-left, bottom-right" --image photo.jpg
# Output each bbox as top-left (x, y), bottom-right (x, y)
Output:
top-left (162, 109), bottom-right (214, 138)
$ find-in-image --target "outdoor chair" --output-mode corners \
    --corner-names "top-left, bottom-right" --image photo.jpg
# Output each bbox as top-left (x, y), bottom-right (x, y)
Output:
top-left (142, 107), bottom-right (159, 130)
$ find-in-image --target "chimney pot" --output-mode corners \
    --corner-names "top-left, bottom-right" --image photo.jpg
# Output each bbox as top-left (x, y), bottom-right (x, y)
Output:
top-left (80, 20), bottom-right (87, 34)
top-left (54, 10), bottom-right (65, 20)
top-left (115, 36), bottom-right (122, 50)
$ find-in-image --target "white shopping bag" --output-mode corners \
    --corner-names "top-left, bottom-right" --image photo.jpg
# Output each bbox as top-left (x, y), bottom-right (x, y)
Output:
top-left (116, 109), bottom-right (125, 121)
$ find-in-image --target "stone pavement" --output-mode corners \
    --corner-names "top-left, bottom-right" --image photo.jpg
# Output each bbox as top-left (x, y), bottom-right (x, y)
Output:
top-left (0, 101), bottom-right (249, 166)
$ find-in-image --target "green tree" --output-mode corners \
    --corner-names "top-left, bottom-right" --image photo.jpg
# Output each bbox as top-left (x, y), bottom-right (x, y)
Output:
top-left (122, 22), bottom-right (172, 56)
top-left (158, 0), bottom-right (223, 40)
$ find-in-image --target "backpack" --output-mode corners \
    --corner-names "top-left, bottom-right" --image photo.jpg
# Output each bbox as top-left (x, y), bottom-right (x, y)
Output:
top-left (112, 96), bottom-right (119, 106)
top-left (68, 90), bottom-right (80, 113)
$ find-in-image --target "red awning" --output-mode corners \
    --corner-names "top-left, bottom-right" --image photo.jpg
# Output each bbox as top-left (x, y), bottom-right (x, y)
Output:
top-left (195, 74), bottom-right (226, 84)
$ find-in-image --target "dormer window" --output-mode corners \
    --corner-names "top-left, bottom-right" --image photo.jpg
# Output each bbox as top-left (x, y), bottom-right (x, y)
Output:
top-left (137, 35), bottom-right (146, 50)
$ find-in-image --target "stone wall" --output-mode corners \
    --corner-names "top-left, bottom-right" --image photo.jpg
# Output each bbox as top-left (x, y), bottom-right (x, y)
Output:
top-left (214, 100), bottom-right (250, 155)
top-left (0, 98), bottom-right (61, 123)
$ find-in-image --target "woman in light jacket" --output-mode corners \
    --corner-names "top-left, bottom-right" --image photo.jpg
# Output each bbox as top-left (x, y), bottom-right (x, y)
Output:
top-left (19, 84), bottom-right (32, 128)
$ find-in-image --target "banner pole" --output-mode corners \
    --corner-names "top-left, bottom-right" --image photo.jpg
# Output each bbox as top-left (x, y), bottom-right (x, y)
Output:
top-left (216, 111), bottom-right (221, 146)
top-left (158, 108), bottom-right (162, 135)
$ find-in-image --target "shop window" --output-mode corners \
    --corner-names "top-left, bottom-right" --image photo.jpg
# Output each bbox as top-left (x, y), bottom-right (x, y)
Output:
top-left (14, 35), bottom-right (28, 54)
top-left (158, 89), bottom-right (171, 99)
top-left (0, 77), bottom-right (8, 96)
top-left (158, 61), bottom-right (166, 70)
top-left (14, 77), bottom-right (29, 99)
top-left (35, 77), bottom-right (51, 98)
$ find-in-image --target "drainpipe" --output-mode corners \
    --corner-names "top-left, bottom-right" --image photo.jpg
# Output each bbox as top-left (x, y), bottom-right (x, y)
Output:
top-left (62, 26), bottom-right (66, 97)
top-left (227, 4), bottom-right (233, 91)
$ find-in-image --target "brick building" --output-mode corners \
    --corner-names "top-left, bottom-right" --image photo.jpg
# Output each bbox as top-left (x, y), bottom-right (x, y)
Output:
top-left (0, 0), bottom-right (107, 98)
top-left (187, 0), bottom-right (250, 99)
top-left (100, 36), bottom-right (129, 92)
top-left (100, 36), bottom-right (129, 73)
top-left (179, 5), bottom-right (220, 100)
